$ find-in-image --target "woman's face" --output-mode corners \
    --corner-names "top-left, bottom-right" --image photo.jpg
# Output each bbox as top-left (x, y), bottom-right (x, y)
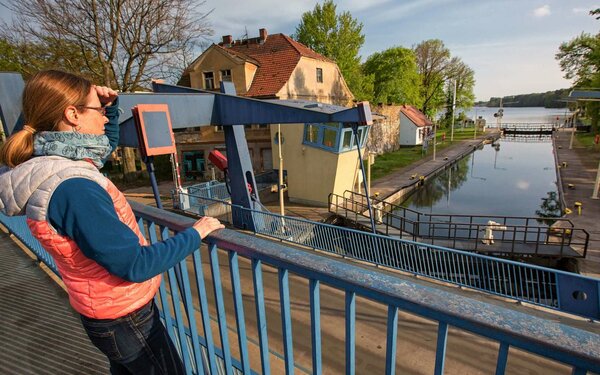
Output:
top-left (76, 87), bottom-right (108, 135)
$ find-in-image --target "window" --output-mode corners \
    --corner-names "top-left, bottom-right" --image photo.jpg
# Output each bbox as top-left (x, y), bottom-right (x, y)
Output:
top-left (316, 68), bottom-right (323, 83)
top-left (305, 124), bottom-right (319, 143)
top-left (323, 128), bottom-right (337, 148)
top-left (214, 125), bottom-right (223, 132)
top-left (220, 69), bottom-right (232, 82)
top-left (203, 72), bottom-right (214, 89)
top-left (342, 130), bottom-right (353, 149)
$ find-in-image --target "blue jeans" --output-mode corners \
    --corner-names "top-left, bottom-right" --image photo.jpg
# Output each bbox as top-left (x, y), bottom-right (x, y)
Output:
top-left (80, 299), bottom-right (185, 375)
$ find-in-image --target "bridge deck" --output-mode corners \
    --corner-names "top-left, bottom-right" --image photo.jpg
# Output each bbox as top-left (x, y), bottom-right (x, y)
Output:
top-left (0, 229), bottom-right (108, 374)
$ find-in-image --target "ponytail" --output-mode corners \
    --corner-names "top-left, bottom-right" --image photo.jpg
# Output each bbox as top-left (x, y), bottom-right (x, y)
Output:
top-left (0, 127), bottom-right (36, 168)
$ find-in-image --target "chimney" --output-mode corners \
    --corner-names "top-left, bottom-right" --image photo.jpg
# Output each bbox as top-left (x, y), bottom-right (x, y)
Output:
top-left (222, 35), bottom-right (233, 46)
top-left (259, 28), bottom-right (268, 43)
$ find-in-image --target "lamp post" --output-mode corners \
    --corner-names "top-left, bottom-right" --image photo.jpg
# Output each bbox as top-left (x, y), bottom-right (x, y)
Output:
top-left (450, 80), bottom-right (457, 142)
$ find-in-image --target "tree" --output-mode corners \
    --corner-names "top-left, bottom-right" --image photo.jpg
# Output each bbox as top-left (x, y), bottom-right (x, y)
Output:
top-left (363, 47), bottom-right (421, 106)
top-left (2, 0), bottom-right (213, 180)
top-left (441, 58), bottom-right (476, 124)
top-left (2, 0), bottom-right (212, 91)
top-left (556, 8), bottom-right (600, 131)
top-left (413, 39), bottom-right (451, 116)
top-left (293, 0), bottom-right (372, 100)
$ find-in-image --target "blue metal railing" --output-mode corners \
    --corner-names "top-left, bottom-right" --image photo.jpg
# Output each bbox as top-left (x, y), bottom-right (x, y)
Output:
top-left (2, 205), bottom-right (600, 374)
top-left (176, 191), bottom-right (600, 321)
top-left (330, 190), bottom-right (589, 257)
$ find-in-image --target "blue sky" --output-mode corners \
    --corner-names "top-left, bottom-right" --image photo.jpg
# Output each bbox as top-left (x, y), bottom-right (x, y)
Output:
top-left (1, 0), bottom-right (598, 101)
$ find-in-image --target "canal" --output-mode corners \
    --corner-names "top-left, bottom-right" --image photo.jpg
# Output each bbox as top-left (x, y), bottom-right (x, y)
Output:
top-left (399, 107), bottom-right (568, 219)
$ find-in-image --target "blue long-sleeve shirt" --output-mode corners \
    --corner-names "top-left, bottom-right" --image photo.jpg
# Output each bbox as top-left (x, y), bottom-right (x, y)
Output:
top-left (46, 97), bottom-right (201, 283)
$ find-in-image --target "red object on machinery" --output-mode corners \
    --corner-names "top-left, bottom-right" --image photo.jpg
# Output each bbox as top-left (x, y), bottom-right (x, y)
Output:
top-left (208, 150), bottom-right (228, 171)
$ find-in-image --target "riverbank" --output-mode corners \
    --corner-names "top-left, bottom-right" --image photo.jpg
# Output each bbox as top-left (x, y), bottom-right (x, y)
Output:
top-left (554, 129), bottom-right (600, 278)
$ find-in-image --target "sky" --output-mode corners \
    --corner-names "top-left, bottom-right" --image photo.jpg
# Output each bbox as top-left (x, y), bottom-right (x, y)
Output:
top-left (1, 0), bottom-right (598, 101)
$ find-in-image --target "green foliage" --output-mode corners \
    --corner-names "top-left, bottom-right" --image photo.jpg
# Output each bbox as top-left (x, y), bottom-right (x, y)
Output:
top-left (556, 33), bottom-right (600, 86)
top-left (482, 90), bottom-right (570, 108)
top-left (413, 39), bottom-right (451, 116)
top-left (293, 0), bottom-right (372, 100)
top-left (556, 8), bottom-right (600, 131)
top-left (363, 47), bottom-right (421, 106)
top-left (0, 36), bottom-right (102, 80)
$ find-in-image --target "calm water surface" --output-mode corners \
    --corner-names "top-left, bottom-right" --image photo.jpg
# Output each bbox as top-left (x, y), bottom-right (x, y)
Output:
top-left (400, 107), bottom-right (564, 218)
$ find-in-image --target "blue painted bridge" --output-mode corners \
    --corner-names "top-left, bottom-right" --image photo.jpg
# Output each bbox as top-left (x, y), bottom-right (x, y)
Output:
top-left (2, 202), bottom-right (600, 374)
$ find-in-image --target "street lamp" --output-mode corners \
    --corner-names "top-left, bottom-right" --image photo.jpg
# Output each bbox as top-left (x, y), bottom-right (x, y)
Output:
top-left (450, 80), bottom-right (457, 142)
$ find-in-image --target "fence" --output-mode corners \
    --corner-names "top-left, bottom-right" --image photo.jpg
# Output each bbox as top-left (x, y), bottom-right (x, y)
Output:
top-left (173, 191), bottom-right (600, 321)
top-left (330, 190), bottom-right (589, 258)
top-left (2, 204), bottom-right (599, 374)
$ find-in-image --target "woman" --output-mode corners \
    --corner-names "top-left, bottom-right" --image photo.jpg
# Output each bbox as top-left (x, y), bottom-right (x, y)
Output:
top-left (0, 70), bottom-right (224, 374)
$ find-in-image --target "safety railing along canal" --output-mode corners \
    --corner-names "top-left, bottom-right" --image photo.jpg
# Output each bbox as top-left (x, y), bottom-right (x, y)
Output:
top-left (173, 190), bottom-right (599, 321)
top-left (330, 191), bottom-right (589, 258)
top-left (1, 203), bottom-right (599, 374)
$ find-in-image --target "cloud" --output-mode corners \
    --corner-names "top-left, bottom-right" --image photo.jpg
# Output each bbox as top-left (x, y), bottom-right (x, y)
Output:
top-left (533, 5), bottom-right (551, 17)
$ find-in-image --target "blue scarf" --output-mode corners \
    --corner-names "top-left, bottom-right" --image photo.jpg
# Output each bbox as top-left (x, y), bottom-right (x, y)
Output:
top-left (33, 131), bottom-right (112, 169)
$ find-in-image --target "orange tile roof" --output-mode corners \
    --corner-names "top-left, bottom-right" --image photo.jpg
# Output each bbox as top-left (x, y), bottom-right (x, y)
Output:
top-left (399, 105), bottom-right (433, 127)
top-left (223, 34), bottom-right (333, 97)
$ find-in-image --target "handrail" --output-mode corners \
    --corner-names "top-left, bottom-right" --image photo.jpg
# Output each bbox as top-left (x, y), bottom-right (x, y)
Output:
top-left (332, 190), bottom-right (589, 257)
top-left (175, 191), bottom-right (599, 321)
top-left (1, 205), bottom-right (599, 374)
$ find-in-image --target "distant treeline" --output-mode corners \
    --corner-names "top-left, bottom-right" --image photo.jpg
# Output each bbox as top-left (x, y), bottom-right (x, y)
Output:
top-left (476, 89), bottom-right (570, 108)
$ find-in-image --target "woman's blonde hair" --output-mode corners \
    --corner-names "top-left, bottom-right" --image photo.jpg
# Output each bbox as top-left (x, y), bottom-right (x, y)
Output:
top-left (0, 70), bottom-right (92, 167)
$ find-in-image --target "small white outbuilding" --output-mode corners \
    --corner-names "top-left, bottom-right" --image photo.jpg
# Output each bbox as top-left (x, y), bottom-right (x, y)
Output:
top-left (398, 105), bottom-right (433, 146)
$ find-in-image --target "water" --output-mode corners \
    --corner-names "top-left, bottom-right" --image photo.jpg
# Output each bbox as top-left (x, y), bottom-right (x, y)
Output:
top-left (400, 107), bottom-right (562, 218)
top-left (466, 106), bottom-right (570, 126)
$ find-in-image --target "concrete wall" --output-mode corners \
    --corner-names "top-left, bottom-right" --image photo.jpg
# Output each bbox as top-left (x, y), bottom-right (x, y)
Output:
top-left (368, 105), bottom-right (401, 155)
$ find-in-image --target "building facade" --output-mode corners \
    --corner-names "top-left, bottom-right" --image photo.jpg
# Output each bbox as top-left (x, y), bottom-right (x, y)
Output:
top-left (180, 29), bottom-right (365, 206)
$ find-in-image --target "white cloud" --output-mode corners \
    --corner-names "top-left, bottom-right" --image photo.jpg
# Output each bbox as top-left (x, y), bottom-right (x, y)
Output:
top-left (533, 5), bottom-right (551, 17)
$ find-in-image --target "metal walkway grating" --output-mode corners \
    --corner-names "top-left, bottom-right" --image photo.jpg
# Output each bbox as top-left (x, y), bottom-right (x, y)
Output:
top-left (0, 230), bottom-right (109, 374)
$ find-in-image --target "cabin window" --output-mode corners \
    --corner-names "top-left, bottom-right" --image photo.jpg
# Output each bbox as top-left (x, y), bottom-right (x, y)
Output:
top-left (203, 72), bottom-right (214, 89)
top-left (341, 130), bottom-right (353, 149)
top-left (323, 128), bottom-right (337, 148)
top-left (305, 124), bottom-right (319, 143)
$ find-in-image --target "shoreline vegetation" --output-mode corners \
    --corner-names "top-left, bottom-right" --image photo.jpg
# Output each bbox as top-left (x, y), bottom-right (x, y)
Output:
top-left (475, 88), bottom-right (570, 108)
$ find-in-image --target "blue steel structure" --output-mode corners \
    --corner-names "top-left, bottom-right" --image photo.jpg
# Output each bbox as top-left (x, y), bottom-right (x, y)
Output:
top-left (1, 206), bottom-right (599, 374)
top-left (0, 73), bottom-right (372, 231)
top-left (177, 190), bottom-right (600, 321)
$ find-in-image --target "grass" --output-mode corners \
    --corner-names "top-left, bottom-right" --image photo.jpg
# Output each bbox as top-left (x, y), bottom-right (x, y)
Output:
top-left (575, 132), bottom-right (600, 153)
top-left (370, 127), bottom-right (480, 181)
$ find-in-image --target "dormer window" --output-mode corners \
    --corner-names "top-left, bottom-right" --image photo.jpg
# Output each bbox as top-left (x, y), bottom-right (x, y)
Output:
top-left (316, 68), bottom-right (323, 83)
top-left (203, 72), bottom-right (214, 89)
top-left (220, 69), bottom-right (232, 82)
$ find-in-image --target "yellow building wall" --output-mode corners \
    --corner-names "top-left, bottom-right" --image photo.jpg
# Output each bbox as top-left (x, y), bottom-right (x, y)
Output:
top-left (188, 48), bottom-right (257, 94)
top-left (271, 124), bottom-right (366, 206)
top-left (278, 57), bottom-right (353, 106)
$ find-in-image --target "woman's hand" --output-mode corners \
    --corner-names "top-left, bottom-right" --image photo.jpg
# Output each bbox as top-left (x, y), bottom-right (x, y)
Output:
top-left (94, 85), bottom-right (119, 107)
top-left (192, 216), bottom-right (225, 239)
